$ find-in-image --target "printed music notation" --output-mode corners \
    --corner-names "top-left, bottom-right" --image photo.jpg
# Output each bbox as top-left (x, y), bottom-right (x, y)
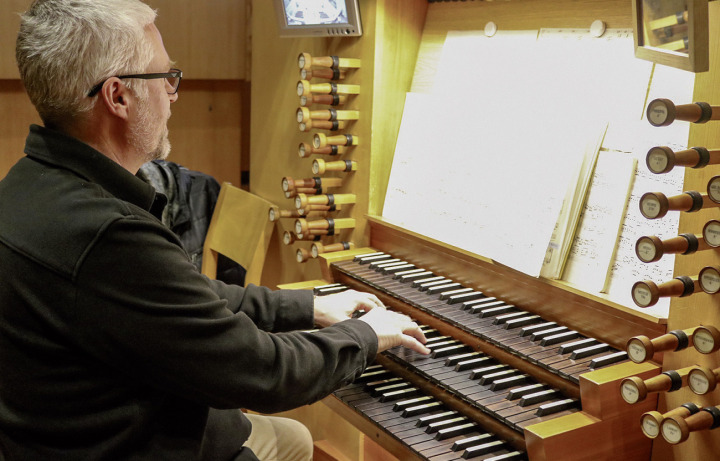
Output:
top-left (382, 27), bottom-right (694, 316)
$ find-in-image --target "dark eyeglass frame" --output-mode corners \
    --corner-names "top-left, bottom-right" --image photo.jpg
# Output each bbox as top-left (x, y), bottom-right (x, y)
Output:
top-left (87, 68), bottom-right (182, 97)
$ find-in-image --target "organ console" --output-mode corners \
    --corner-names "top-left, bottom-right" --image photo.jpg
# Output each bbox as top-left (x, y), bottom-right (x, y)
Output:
top-left (625, 327), bottom-right (697, 364)
top-left (660, 405), bottom-right (720, 444)
top-left (298, 142), bottom-right (346, 158)
top-left (646, 98), bottom-right (720, 127)
top-left (297, 52), bottom-right (361, 71)
top-left (312, 159), bottom-right (357, 175)
top-left (645, 146), bottom-right (719, 174)
top-left (631, 277), bottom-right (700, 308)
top-left (635, 234), bottom-right (710, 263)
top-left (640, 403), bottom-right (700, 439)
top-left (638, 191), bottom-right (720, 219)
top-left (620, 366), bottom-right (694, 405)
top-left (298, 228), bottom-right (664, 460)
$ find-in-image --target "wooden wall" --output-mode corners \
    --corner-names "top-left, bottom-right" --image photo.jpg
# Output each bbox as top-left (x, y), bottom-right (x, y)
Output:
top-left (0, 0), bottom-right (249, 187)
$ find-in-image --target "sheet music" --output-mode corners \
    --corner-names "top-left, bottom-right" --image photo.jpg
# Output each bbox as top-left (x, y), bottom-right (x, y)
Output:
top-left (562, 150), bottom-right (637, 293)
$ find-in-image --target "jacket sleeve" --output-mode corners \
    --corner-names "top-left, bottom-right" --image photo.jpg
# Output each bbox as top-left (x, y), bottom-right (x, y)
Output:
top-left (70, 215), bottom-right (378, 413)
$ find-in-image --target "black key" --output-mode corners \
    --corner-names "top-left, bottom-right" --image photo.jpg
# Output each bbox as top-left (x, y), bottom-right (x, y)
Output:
top-left (436, 422), bottom-right (478, 440)
top-left (558, 338), bottom-right (597, 354)
top-left (539, 330), bottom-right (579, 346)
top-left (354, 252), bottom-right (389, 263)
top-left (470, 364), bottom-right (509, 380)
top-left (491, 374), bottom-right (529, 391)
top-left (445, 351), bottom-right (482, 367)
top-left (452, 433), bottom-right (495, 451)
top-left (519, 389), bottom-right (561, 406)
top-left (382, 263), bottom-right (415, 274)
top-left (426, 416), bottom-right (469, 434)
top-left (506, 383), bottom-right (546, 400)
top-left (535, 398), bottom-right (578, 416)
top-left (399, 271), bottom-right (434, 282)
top-left (403, 401), bottom-right (444, 417)
top-left (462, 440), bottom-right (506, 458)
top-left (479, 369), bottom-right (519, 385)
top-left (589, 351), bottom-right (628, 369)
top-left (520, 322), bottom-right (557, 337)
top-left (492, 312), bottom-right (527, 325)
top-left (485, 451), bottom-right (527, 461)
top-left (427, 282), bottom-right (463, 295)
top-left (432, 343), bottom-right (470, 359)
top-left (570, 343), bottom-right (609, 360)
top-left (379, 387), bottom-right (421, 402)
top-left (456, 356), bottom-right (493, 372)
top-left (504, 315), bottom-right (542, 330)
top-left (416, 411), bottom-right (458, 427)
top-left (393, 395), bottom-right (434, 411)
top-left (439, 287), bottom-right (474, 300)
top-left (447, 291), bottom-right (485, 305)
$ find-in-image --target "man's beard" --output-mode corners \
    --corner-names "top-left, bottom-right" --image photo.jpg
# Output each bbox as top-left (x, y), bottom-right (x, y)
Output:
top-left (130, 98), bottom-right (171, 164)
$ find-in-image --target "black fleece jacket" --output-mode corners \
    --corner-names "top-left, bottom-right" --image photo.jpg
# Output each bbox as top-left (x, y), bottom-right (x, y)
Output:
top-left (0, 125), bottom-right (378, 460)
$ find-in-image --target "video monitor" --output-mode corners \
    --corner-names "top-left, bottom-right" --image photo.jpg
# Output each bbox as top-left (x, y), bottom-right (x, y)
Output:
top-left (274, 0), bottom-right (362, 37)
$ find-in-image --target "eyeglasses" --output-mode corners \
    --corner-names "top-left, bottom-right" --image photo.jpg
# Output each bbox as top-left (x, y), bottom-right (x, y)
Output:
top-left (87, 68), bottom-right (182, 97)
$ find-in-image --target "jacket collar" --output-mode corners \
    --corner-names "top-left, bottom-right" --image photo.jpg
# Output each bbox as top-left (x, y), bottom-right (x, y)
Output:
top-left (23, 124), bottom-right (166, 216)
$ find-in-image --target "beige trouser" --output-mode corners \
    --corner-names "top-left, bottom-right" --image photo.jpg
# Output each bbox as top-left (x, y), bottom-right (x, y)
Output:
top-left (243, 413), bottom-right (314, 461)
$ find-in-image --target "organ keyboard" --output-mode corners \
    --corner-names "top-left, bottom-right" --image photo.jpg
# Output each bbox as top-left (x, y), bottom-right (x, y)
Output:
top-left (309, 218), bottom-right (667, 460)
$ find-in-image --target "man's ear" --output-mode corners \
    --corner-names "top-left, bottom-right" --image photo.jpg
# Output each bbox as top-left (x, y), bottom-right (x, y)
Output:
top-left (99, 78), bottom-right (131, 121)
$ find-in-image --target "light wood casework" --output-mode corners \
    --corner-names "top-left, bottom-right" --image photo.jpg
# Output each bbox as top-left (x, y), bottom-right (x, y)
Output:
top-left (250, 0), bottom-right (428, 288)
top-left (655, 2), bottom-right (720, 460)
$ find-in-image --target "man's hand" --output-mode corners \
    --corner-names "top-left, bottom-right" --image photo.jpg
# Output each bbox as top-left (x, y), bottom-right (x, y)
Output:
top-left (313, 289), bottom-right (386, 327)
top-left (359, 308), bottom-right (430, 355)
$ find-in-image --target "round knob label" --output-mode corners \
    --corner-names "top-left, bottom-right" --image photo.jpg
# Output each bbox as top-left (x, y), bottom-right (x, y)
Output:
top-left (632, 285), bottom-right (652, 307)
top-left (627, 341), bottom-right (647, 363)
top-left (636, 239), bottom-right (657, 262)
top-left (640, 196), bottom-right (661, 218)
top-left (647, 150), bottom-right (669, 173)
top-left (689, 370), bottom-right (710, 394)
top-left (621, 380), bottom-right (640, 404)
top-left (700, 269), bottom-right (720, 293)
top-left (705, 222), bottom-right (720, 246)
top-left (648, 101), bottom-right (669, 126)
top-left (642, 416), bottom-right (660, 438)
top-left (694, 329), bottom-right (715, 354)
top-left (661, 420), bottom-right (682, 444)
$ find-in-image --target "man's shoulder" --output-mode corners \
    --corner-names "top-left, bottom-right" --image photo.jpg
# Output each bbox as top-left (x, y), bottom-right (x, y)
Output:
top-left (0, 157), bottom-right (160, 279)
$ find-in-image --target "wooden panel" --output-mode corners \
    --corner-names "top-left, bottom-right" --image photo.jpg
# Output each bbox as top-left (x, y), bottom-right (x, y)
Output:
top-left (166, 80), bottom-right (245, 186)
top-left (0, 1), bottom-right (29, 79)
top-left (1, 1), bottom-right (249, 80)
top-left (150, 0), bottom-right (248, 80)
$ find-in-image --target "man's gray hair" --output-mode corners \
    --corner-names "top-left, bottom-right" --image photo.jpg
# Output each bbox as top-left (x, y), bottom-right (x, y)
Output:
top-left (16, 0), bottom-right (157, 129)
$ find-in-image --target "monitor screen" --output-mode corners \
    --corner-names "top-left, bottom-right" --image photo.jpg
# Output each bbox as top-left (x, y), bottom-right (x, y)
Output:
top-left (275, 0), bottom-right (362, 37)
